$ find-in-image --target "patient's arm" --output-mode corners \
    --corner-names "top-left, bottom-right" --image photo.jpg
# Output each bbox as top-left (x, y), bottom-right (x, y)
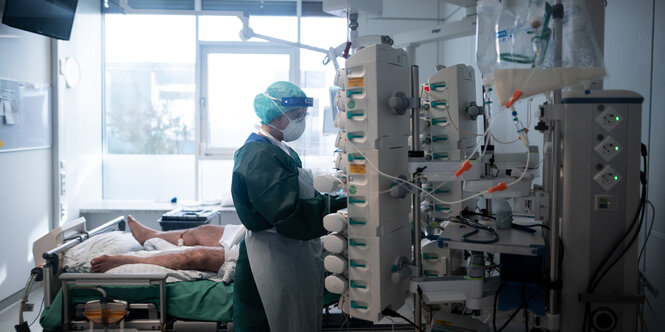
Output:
top-left (90, 247), bottom-right (225, 273)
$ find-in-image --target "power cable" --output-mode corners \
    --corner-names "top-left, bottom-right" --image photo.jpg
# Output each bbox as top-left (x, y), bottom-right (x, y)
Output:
top-left (382, 308), bottom-right (425, 332)
top-left (583, 143), bottom-right (648, 331)
top-left (638, 200), bottom-right (655, 264)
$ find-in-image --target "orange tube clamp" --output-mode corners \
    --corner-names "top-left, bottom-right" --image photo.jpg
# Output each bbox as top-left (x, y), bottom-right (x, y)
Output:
top-left (455, 161), bottom-right (473, 177)
top-left (488, 182), bottom-right (507, 193)
top-left (505, 90), bottom-right (523, 108)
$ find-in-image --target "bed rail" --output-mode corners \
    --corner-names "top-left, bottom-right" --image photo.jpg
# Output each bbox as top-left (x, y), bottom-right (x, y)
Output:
top-left (43, 216), bottom-right (126, 261)
top-left (42, 216), bottom-right (126, 306)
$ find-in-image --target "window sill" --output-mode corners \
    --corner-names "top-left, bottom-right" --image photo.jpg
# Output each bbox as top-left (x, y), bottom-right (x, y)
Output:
top-left (80, 200), bottom-right (179, 213)
top-left (79, 200), bottom-right (241, 230)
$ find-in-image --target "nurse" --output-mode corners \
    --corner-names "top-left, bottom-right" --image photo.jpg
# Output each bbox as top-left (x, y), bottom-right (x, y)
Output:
top-left (231, 81), bottom-right (346, 331)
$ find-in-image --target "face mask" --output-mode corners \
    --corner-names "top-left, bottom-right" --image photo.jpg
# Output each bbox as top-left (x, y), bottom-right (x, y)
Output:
top-left (270, 117), bottom-right (306, 142)
top-left (264, 92), bottom-right (307, 142)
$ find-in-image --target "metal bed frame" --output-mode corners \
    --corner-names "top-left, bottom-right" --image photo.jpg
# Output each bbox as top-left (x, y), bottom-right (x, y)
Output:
top-left (24, 216), bottom-right (412, 331)
top-left (30, 216), bottom-right (230, 332)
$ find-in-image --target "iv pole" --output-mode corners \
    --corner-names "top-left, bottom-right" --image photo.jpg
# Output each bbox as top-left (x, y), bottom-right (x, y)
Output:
top-left (547, 1), bottom-right (564, 330)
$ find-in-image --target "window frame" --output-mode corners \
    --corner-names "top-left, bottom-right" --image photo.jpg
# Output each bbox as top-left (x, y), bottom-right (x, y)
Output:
top-left (197, 42), bottom-right (300, 160)
top-left (101, 12), bottom-right (344, 201)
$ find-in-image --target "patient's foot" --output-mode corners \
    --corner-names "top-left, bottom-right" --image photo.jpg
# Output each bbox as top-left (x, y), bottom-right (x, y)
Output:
top-left (127, 215), bottom-right (157, 245)
top-left (90, 255), bottom-right (138, 273)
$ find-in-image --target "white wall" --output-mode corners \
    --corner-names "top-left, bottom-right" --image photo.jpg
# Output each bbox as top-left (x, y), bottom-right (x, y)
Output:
top-left (358, 0), bottom-right (444, 75)
top-left (0, 0), bottom-right (53, 300)
top-left (0, 0), bottom-right (102, 302)
top-left (605, 0), bottom-right (665, 329)
top-left (54, 0), bottom-right (103, 224)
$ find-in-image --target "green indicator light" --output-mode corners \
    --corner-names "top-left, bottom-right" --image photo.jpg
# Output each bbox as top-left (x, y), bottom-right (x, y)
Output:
top-left (615, 116), bottom-right (620, 121)
top-left (614, 176), bottom-right (619, 181)
top-left (615, 146), bottom-right (619, 151)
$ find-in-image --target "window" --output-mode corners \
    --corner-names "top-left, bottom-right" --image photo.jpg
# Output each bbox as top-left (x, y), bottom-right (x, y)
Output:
top-left (104, 14), bottom-right (196, 200)
top-left (201, 47), bottom-right (295, 154)
top-left (103, 13), bottom-right (347, 201)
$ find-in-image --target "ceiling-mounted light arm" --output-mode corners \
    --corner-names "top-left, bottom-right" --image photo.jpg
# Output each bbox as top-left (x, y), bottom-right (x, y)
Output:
top-left (115, 0), bottom-right (347, 70)
top-left (238, 15), bottom-right (346, 70)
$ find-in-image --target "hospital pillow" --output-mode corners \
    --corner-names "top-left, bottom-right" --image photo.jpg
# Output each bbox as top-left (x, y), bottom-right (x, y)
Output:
top-left (63, 231), bottom-right (142, 273)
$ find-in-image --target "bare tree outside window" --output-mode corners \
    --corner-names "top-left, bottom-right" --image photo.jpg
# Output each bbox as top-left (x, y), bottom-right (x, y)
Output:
top-left (106, 64), bottom-right (195, 154)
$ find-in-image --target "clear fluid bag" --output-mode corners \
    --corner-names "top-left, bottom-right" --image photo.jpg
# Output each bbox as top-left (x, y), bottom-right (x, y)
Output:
top-left (495, 0), bottom-right (536, 69)
top-left (492, 0), bottom-right (605, 107)
top-left (476, 0), bottom-right (501, 86)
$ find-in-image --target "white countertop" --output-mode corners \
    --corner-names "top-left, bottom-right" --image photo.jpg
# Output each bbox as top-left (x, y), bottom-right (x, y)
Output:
top-left (80, 200), bottom-right (237, 213)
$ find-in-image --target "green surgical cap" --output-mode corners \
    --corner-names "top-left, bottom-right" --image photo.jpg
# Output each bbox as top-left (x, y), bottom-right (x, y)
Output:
top-left (254, 81), bottom-right (307, 124)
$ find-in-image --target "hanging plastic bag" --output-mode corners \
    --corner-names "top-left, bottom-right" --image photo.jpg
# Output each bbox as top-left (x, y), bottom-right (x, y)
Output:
top-left (492, 0), bottom-right (605, 107)
top-left (495, 0), bottom-right (536, 70)
top-left (475, 0), bottom-right (501, 86)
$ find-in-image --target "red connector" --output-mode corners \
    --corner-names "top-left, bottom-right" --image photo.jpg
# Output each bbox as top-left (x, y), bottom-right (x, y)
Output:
top-left (455, 161), bottom-right (473, 177)
top-left (488, 182), bottom-right (507, 193)
top-left (505, 90), bottom-right (523, 108)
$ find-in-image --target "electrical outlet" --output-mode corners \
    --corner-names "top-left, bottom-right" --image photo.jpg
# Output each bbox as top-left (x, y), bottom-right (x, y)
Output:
top-left (594, 136), bottom-right (622, 162)
top-left (593, 166), bottom-right (621, 191)
top-left (596, 107), bottom-right (622, 132)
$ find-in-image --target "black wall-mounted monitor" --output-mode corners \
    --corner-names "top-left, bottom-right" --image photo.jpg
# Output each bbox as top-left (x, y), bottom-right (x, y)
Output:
top-left (2, 0), bottom-right (79, 40)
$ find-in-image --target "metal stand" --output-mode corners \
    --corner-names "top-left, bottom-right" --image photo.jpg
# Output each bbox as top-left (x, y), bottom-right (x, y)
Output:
top-left (547, 1), bottom-right (564, 330)
top-left (409, 65), bottom-right (424, 332)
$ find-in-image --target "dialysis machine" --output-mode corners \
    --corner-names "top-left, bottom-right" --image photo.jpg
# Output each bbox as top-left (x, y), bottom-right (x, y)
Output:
top-left (317, 42), bottom-right (644, 331)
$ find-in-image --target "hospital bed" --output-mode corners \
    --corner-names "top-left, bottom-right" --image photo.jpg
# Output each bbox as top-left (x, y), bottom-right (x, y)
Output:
top-left (22, 216), bottom-right (413, 332)
top-left (22, 216), bottom-right (234, 332)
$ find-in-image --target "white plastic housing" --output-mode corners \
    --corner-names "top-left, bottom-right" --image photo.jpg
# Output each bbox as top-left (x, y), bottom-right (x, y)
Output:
top-left (325, 274), bottom-right (348, 294)
top-left (324, 254), bottom-right (348, 274)
top-left (323, 233), bottom-right (347, 253)
top-left (323, 212), bottom-right (347, 232)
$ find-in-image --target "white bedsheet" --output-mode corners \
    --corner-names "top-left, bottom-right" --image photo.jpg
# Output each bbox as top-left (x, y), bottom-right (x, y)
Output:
top-left (63, 226), bottom-right (245, 283)
top-left (63, 231), bottom-right (142, 273)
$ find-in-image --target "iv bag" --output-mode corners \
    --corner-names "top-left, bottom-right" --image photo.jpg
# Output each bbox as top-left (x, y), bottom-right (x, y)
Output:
top-left (475, 0), bottom-right (501, 86)
top-left (495, 0), bottom-right (535, 70)
top-left (493, 0), bottom-right (605, 107)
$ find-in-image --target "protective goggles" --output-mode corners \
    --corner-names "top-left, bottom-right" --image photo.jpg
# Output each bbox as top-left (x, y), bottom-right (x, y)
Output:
top-left (264, 92), bottom-right (313, 108)
top-left (281, 97), bottom-right (314, 107)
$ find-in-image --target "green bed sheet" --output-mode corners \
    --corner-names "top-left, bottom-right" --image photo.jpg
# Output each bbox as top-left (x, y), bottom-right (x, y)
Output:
top-left (40, 280), bottom-right (234, 330)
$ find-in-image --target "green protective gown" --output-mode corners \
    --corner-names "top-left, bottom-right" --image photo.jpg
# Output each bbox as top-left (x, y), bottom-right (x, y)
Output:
top-left (231, 133), bottom-right (346, 331)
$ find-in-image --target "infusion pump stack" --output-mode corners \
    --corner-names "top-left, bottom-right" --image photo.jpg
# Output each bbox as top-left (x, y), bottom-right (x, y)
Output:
top-left (318, 40), bottom-right (644, 332)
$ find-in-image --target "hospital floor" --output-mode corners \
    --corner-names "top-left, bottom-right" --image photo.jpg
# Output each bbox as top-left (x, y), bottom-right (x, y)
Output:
top-left (0, 287), bottom-right (45, 332)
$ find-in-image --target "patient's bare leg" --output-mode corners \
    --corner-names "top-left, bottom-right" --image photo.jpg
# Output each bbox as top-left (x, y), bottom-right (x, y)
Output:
top-left (127, 215), bottom-right (224, 247)
top-left (90, 247), bottom-right (226, 273)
